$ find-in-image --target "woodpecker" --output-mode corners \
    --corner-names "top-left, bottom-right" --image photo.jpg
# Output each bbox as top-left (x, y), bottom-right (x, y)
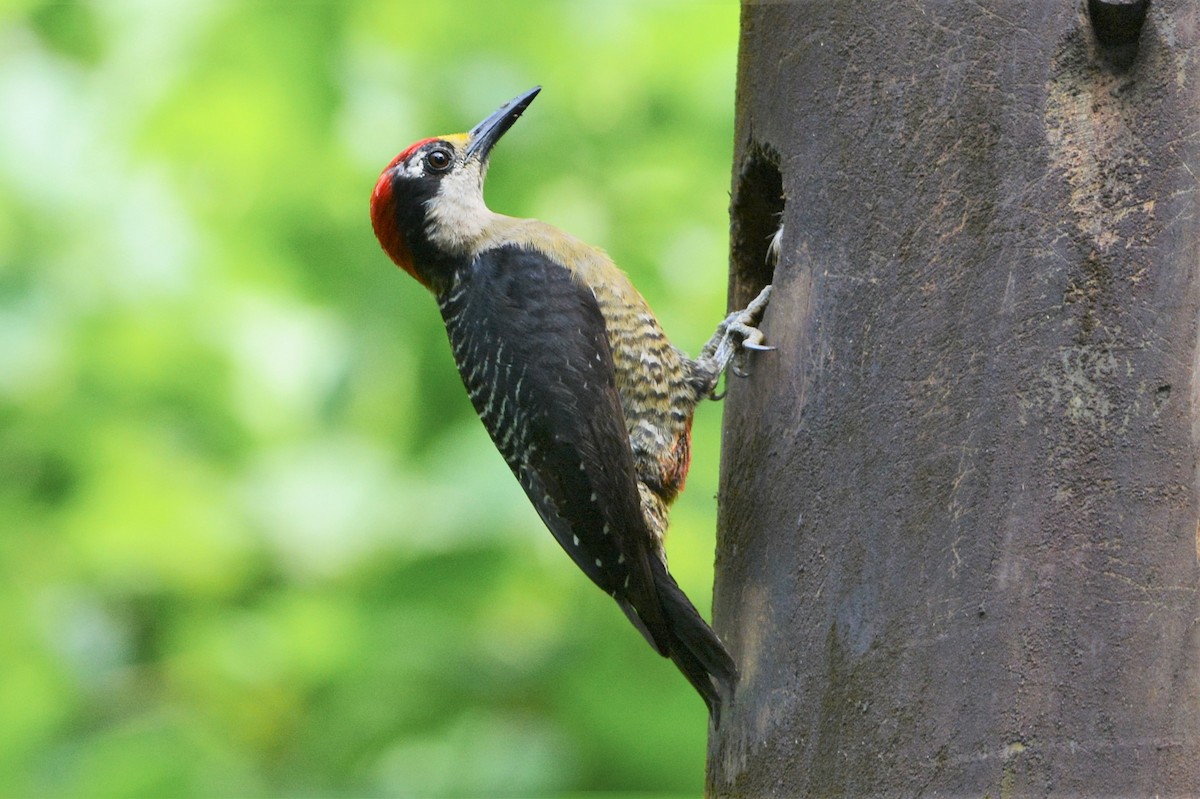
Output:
top-left (370, 86), bottom-right (771, 720)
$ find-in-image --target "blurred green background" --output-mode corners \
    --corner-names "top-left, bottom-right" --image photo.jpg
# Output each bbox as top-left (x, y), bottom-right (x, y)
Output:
top-left (0, 1), bottom-right (739, 796)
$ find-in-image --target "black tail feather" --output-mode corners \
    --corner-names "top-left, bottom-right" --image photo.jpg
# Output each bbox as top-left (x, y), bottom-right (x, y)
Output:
top-left (650, 559), bottom-right (738, 723)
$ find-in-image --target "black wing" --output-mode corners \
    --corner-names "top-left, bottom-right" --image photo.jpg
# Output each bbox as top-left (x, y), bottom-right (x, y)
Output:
top-left (437, 243), bottom-right (672, 650)
top-left (437, 243), bottom-right (739, 718)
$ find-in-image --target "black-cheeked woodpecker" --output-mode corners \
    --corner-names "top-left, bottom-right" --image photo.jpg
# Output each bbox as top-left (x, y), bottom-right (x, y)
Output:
top-left (369, 86), bottom-right (771, 720)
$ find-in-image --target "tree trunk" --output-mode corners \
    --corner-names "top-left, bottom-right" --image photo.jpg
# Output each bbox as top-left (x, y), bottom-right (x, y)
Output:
top-left (710, 1), bottom-right (1200, 795)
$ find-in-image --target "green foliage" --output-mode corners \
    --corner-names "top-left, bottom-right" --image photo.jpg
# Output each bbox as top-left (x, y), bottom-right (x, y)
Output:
top-left (0, 1), bottom-right (738, 795)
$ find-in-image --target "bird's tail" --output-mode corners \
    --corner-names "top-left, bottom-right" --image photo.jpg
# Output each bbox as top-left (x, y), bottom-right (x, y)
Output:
top-left (650, 559), bottom-right (739, 724)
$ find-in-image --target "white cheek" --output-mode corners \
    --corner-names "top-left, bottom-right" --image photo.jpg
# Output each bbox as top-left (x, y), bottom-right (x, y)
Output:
top-left (425, 168), bottom-right (492, 253)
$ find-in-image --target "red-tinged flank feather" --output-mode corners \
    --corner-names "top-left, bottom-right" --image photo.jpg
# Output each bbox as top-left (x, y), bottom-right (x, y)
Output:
top-left (665, 416), bottom-right (694, 497)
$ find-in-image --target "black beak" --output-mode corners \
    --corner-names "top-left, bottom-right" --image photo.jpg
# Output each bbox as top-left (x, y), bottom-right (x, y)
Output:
top-left (465, 86), bottom-right (541, 161)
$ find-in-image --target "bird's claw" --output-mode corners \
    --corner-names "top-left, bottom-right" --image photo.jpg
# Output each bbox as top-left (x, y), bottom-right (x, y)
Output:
top-left (742, 285), bottom-right (773, 320)
top-left (725, 285), bottom-right (775, 367)
top-left (698, 285), bottom-right (775, 396)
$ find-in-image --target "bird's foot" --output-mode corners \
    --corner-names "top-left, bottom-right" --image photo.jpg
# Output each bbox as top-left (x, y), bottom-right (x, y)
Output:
top-left (699, 285), bottom-right (774, 394)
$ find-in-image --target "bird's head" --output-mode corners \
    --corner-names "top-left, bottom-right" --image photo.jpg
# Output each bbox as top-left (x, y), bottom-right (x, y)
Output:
top-left (370, 86), bottom-right (541, 291)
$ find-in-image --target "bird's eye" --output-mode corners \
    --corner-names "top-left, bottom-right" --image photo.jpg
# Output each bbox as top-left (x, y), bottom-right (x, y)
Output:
top-left (425, 148), bottom-right (453, 172)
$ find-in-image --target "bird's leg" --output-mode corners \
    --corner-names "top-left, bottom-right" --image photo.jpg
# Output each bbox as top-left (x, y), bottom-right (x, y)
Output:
top-left (695, 285), bottom-right (774, 398)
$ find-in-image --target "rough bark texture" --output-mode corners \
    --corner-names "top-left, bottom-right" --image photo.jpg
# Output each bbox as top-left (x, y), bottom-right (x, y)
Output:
top-left (710, 1), bottom-right (1200, 795)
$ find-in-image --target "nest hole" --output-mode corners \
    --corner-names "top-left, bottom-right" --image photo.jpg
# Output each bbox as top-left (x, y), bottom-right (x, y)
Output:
top-left (730, 145), bottom-right (784, 309)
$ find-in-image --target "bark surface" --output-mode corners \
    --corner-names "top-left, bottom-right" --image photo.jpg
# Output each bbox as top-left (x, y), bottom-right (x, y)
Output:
top-left (711, 2), bottom-right (1200, 795)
